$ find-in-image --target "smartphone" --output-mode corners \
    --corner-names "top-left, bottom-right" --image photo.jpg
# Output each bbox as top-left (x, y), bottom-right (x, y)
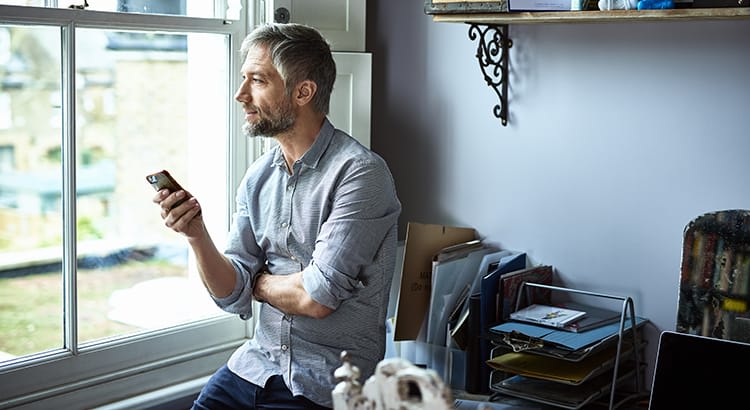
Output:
top-left (146, 170), bottom-right (189, 207)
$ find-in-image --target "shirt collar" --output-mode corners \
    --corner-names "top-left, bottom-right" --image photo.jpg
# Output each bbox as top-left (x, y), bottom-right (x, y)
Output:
top-left (271, 118), bottom-right (334, 171)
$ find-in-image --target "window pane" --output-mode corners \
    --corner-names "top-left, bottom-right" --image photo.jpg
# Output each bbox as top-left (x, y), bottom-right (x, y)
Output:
top-left (0, 1), bottom-right (243, 20)
top-left (0, 23), bottom-right (233, 364)
top-left (74, 28), bottom-right (230, 345)
top-left (0, 25), bottom-right (64, 359)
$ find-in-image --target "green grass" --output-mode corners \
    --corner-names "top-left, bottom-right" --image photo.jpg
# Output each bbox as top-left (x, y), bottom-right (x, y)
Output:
top-left (0, 261), bottom-right (185, 357)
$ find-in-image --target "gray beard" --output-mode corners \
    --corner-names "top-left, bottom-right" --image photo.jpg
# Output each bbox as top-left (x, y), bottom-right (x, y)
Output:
top-left (242, 104), bottom-right (296, 138)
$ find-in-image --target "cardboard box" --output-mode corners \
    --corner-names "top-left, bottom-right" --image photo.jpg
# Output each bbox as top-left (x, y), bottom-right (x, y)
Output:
top-left (392, 222), bottom-right (476, 341)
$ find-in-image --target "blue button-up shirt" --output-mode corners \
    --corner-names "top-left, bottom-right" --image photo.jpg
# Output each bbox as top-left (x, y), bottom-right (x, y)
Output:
top-left (212, 119), bottom-right (401, 408)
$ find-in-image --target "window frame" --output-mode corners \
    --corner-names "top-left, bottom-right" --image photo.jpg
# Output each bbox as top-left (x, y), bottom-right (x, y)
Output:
top-left (0, 3), bottom-right (262, 408)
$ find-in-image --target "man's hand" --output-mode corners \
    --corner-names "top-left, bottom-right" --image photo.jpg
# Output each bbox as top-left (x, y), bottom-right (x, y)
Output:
top-left (152, 189), bottom-right (204, 239)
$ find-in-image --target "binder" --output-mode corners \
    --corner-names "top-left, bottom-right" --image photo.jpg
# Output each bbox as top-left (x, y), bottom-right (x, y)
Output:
top-left (464, 293), bottom-right (483, 394)
top-left (480, 252), bottom-right (526, 329)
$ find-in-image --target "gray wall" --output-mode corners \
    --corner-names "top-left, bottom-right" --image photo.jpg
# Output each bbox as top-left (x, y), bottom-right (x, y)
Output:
top-left (367, 1), bottom-right (750, 384)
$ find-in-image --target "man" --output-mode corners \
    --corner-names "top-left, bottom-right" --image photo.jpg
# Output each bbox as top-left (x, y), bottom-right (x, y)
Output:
top-left (152, 23), bottom-right (401, 409)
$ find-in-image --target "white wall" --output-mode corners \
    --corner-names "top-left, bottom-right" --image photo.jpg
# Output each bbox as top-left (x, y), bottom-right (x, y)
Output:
top-left (367, 2), bottom-right (750, 384)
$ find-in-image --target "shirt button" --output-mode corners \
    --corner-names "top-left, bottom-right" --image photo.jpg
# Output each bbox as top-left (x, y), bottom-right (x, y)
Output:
top-left (287, 185), bottom-right (293, 191)
top-left (281, 344), bottom-right (289, 351)
top-left (281, 222), bottom-right (288, 228)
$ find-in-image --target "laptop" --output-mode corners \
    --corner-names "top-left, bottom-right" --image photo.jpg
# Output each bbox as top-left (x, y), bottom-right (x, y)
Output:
top-left (648, 330), bottom-right (750, 409)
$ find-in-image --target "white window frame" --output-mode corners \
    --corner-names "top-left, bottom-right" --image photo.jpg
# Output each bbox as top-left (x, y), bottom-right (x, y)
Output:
top-left (0, 3), bottom-right (263, 408)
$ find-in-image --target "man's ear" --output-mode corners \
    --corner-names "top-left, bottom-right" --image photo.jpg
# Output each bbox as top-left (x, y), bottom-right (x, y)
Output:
top-left (294, 80), bottom-right (317, 106)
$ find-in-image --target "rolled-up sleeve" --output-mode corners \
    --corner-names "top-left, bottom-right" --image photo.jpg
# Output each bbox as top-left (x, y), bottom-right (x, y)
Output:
top-left (213, 172), bottom-right (268, 318)
top-left (302, 157), bottom-right (401, 309)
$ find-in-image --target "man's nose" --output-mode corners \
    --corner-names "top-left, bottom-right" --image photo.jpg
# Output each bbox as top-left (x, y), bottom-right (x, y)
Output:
top-left (235, 81), bottom-right (250, 103)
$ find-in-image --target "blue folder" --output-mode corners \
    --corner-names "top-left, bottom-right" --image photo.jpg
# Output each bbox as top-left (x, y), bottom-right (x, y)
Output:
top-left (490, 316), bottom-right (648, 351)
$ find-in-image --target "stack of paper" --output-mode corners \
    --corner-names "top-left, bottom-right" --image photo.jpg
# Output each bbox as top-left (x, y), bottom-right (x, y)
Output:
top-left (426, 240), bottom-right (495, 346)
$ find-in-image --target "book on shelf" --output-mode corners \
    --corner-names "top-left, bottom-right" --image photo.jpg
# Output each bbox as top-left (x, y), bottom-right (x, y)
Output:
top-left (510, 303), bottom-right (586, 328)
top-left (508, 0), bottom-right (572, 11)
top-left (677, 210), bottom-right (750, 338)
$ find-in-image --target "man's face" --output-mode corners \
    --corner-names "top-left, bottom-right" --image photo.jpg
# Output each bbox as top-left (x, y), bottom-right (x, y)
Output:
top-left (235, 45), bottom-right (296, 138)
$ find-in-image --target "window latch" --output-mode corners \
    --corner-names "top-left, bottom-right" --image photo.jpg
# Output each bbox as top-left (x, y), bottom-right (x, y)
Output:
top-left (68, 1), bottom-right (89, 10)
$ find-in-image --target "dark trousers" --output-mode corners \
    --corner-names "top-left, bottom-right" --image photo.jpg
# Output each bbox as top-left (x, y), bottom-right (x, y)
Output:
top-left (192, 365), bottom-right (331, 410)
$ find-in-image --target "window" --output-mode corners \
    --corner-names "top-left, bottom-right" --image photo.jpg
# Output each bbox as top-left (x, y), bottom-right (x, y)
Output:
top-left (0, 0), bottom-right (243, 19)
top-left (0, 2), bottom-right (259, 408)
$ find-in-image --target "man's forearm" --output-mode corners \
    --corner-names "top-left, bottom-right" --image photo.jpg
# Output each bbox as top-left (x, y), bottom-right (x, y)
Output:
top-left (188, 232), bottom-right (236, 298)
top-left (253, 272), bottom-right (333, 318)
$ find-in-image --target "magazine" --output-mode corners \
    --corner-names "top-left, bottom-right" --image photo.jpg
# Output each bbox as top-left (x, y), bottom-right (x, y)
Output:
top-left (510, 304), bottom-right (586, 328)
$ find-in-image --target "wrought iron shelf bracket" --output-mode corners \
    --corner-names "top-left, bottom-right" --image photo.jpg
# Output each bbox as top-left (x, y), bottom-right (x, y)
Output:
top-left (468, 23), bottom-right (512, 126)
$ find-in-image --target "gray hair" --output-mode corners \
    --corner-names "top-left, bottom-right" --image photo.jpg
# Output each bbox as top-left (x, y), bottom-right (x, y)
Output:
top-left (240, 23), bottom-right (336, 115)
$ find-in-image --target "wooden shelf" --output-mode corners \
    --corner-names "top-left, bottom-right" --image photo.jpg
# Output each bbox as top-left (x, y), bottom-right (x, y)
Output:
top-left (426, 2), bottom-right (750, 127)
top-left (430, 7), bottom-right (750, 25)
